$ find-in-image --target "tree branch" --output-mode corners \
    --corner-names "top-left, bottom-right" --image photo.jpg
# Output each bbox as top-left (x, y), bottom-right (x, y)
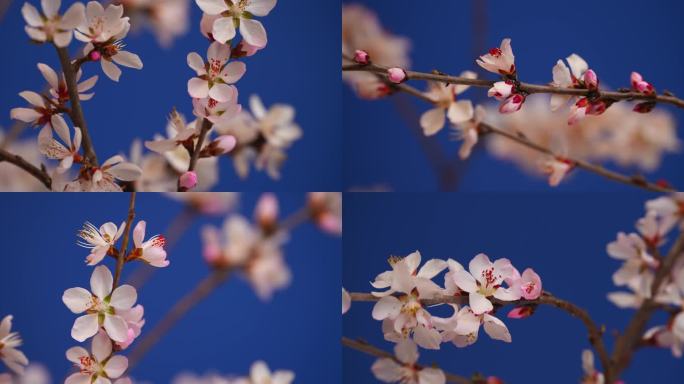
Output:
top-left (342, 337), bottom-right (476, 384)
top-left (0, 147), bottom-right (51, 189)
top-left (189, 118), bottom-right (212, 172)
top-left (55, 45), bottom-right (98, 165)
top-left (342, 62), bottom-right (684, 109)
top-left (387, 81), bottom-right (674, 193)
top-left (349, 290), bottom-right (611, 376)
top-left (113, 192), bottom-right (137, 288)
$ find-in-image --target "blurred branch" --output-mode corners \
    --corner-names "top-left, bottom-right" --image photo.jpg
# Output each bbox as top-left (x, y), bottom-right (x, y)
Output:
top-left (0, 0), bottom-right (11, 24)
top-left (386, 81), bottom-right (675, 193)
top-left (342, 337), bottom-right (477, 384)
top-left (0, 147), bottom-right (52, 189)
top-left (343, 62), bottom-right (684, 109)
top-left (350, 290), bottom-right (611, 376)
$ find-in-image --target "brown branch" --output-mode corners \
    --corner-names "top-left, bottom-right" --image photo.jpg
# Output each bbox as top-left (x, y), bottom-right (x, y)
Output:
top-left (610, 230), bottom-right (684, 379)
top-left (342, 337), bottom-right (476, 384)
top-left (189, 118), bottom-right (212, 172)
top-left (0, 147), bottom-right (52, 189)
top-left (387, 81), bottom-right (674, 193)
top-left (55, 45), bottom-right (98, 165)
top-left (342, 62), bottom-right (684, 109)
top-left (113, 192), bottom-right (137, 288)
top-left (350, 290), bottom-right (611, 376)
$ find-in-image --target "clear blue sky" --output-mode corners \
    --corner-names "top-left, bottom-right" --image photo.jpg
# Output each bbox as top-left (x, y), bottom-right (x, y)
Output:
top-left (343, 192), bottom-right (683, 383)
top-left (0, 0), bottom-right (341, 191)
top-left (343, 0), bottom-right (684, 191)
top-left (0, 193), bottom-right (341, 382)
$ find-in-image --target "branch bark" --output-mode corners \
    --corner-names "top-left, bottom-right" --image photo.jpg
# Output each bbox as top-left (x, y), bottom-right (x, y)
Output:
top-left (113, 192), bottom-right (137, 288)
top-left (55, 45), bottom-right (98, 166)
top-left (0, 147), bottom-right (51, 189)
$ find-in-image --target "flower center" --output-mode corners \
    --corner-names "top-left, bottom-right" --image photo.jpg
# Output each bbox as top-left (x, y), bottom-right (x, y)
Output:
top-left (489, 48), bottom-right (502, 57)
top-left (78, 356), bottom-right (96, 374)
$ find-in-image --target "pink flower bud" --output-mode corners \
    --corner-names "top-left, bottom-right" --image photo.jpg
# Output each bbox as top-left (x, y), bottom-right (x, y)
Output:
top-left (487, 81), bottom-right (514, 101)
top-left (507, 306), bottom-right (534, 319)
top-left (631, 71), bottom-right (654, 94)
top-left (214, 135), bottom-right (237, 154)
top-left (255, 193), bottom-right (279, 230)
top-left (519, 268), bottom-right (542, 300)
top-left (353, 50), bottom-right (370, 64)
top-left (498, 93), bottom-right (525, 114)
top-left (586, 100), bottom-right (607, 116)
top-left (387, 67), bottom-right (407, 83)
top-left (89, 51), bottom-right (101, 61)
top-left (583, 69), bottom-right (599, 90)
top-left (179, 171), bottom-right (198, 190)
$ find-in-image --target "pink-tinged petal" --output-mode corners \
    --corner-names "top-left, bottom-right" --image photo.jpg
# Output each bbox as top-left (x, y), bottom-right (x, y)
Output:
top-left (468, 253), bottom-right (492, 282)
top-left (413, 325), bottom-right (442, 350)
top-left (53, 30), bottom-right (73, 47)
top-left (59, 155), bottom-right (74, 172)
top-left (208, 83), bottom-right (235, 102)
top-left (65, 373), bottom-right (90, 384)
top-left (447, 100), bottom-right (474, 124)
top-left (66, 346), bottom-right (89, 364)
top-left (112, 51), bottom-right (143, 69)
top-left (493, 287), bottom-right (521, 301)
top-left (458, 127), bottom-right (478, 160)
top-left (404, 251), bottom-right (421, 273)
top-left (187, 52), bottom-right (206, 75)
top-left (101, 59), bottom-right (122, 82)
top-left (104, 355), bottom-right (128, 379)
top-left (143, 247), bottom-right (169, 267)
top-left (239, 18), bottom-right (267, 48)
top-left (103, 314), bottom-right (129, 342)
top-left (10, 108), bottom-right (41, 122)
top-left (19, 91), bottom-right (46, 108)
top-left (63, 287), bottom-right (92, 313)
top-left (59, 2), bottom-right (85, 29)
top-left (91, 331), bottom-right (112, 362)
top-left (419, 108), bottom-right (446, 136)
top-left (342, 288), bottom-right (351, 314)
top-left (78, 75), bottom-right (98, 92)
top-left (145, 138), bottom-right (179, 153)
top-left (132, 220), bottom-right (145, 248)
top-left (454, 307), bottom-right (480, 335)
top-left (551, 60), bottom-right (572, 87)
top-left (566, 54), bottom-right (588, 79)
top-left (245, 0), bottom-right (277, 16)
top-left (371, 296), bottom-right (401, 320)
top-left (507, 306), bottom-right (533, 319)
top-left (73, 127), bottom-right (82, 150)
top-left (25, 26), bottom-right (47, 41)
top-left (110, 285), bottom-right (137, 310)
top-left (394, 339), bottom-right (418, 364)
top-left (22, 3), bottom-right (43, 27)
top-left (483, 314), bottom-right (512, 342)
top-left (107, 162), bottom-right (142, 181)
top-left (41, 0), bottom-right (60, 18)
top-left (220, 61), bottom-right (246, 84)
top-left (37, 63), bottom-right (59, 90)
top-left (520, 268), bottom-right (542, 300)
top-left (417, 259), bottom-right (448, 279)
top-left (86, 247), bottom-right (108, 266)
top-left (212, 17), bottom-right (236, 43)
top-left (419, 368), bottom-right (446, 384)
top-left (71, 314), bottom-right (99, 342)
top-left (452, 269), bottom-right (477, 293)
top-left (672, 312), bottom-right (684, 339)
top-left (90, 265), bottom-right (113, 299)
top-left (196, 0), bottom-right (228, 14)
top-left (371, 358), bottom-right (403, 382)
top-left (188, 78), bottom-right (210, 98)
top-left (0, 315), bottom-right (10, 339)
top-left (51, 114), bottom-right (71, 147)
top-left (469, 292), bottom-right (493, 315)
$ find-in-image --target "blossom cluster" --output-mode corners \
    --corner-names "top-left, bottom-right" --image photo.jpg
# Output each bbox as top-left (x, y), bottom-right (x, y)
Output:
top-left (0, 316), bottom-right (28, 375)
top-left (344, 251), bottom-right (542, 384)
top-left (200, 192), bottom-right (341, 300)
top-left (173, 361), bottom-right (294, 384)
top-left (59, 216), bottom-right (168, 383)
top-left (606, 194), bottom-right (684, 357)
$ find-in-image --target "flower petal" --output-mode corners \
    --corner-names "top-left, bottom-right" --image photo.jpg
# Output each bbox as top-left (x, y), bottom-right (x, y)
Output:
top-left (71, 314), bottom-right (99, 342)
top-left (63, 287), bottom-right (92, 313)
top-left (90, 265), bottom-right (113, 299)
top-left (239, 18), bottom-right (267, 48)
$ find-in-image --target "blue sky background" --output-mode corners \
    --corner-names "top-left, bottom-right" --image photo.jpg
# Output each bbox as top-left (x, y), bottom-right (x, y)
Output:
top-left (0, 193), bottom-right (341, 383)
top-left (0, 0), bottom-right (341, 191)
top-left (343, 192), bottom-right (684, 383)
top-left (343, 0), bottom-right (684, 192)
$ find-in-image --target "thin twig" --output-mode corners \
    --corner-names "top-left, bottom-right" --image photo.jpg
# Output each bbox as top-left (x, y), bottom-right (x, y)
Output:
top-left (113, 192), bottom-right (137, 288)
top-left (342, 62), bottom-right (684, 109)
top-left (350, 290), bottom-right (611, 376)
top-left (189, 118), bottom-right (212, 172)
top-left (610, 230), bottom-right (684, 379)
top-left (342, 337), bottom-right (475, 384)
top-left (55, 45), bottom-right (98, 165)
top-left (388, 81), bottom-right (674, 193)
top-left (0, 147), bottom-right (51, 189)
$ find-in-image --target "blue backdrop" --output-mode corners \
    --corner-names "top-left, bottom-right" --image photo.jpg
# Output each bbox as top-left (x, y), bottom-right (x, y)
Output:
top-left (0, 0), bottom-right (342, 191)
top-left (343, 192), bottom-right (683, 383)
top-left (0, 193), bottom-right (341, 382)
top-left (343, 0), bottom-right (684, 192)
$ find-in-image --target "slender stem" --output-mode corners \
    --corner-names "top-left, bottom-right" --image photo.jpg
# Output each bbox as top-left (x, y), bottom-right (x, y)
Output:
top-left (278, 206), bottom-right (313, 233)
top-left (389, 81), bottom-right (674, 193)
top-left (0, 147), bottom-right (52, 189)
top-left (342, 337), bottom-right (475, 384)
top-left (55, 45), bottom-right (98, 165)
top-left (189, 119), bottom-right (212, 172)
top-left (113, 192), bottom-right (137, 288)
top-left (350, 290), bottom-right (611, 376)
top-left (342, 62), bottom-right (684, 109)
top-left (127, 206), bottom-right (197, 289)
top-left (127, 269), bottom-right (231, 369)
top-left (610, 230), bottom-right (684, 378)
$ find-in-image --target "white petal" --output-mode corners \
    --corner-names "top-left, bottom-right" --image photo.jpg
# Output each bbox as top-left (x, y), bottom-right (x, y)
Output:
top-left (447, 100), bottom-right (474, 124)
top-left (566, 54), bottom-right (588, 78)
top-left (419, 108), bottom-right (446, 136)
top-left (112, 51), bottom-right (143, 69)
top-left (92, 331), bottom-right (112, 362)
top-left (10, 108), bottom-right (41, 123)
top-left (63, 287), bottom-right (93, 313)
top-left (469, 292), bottom-right (493, 315)
top-left (103, 315), bottom-right (129, 342)
top-left (105, 355), bottom-right (128, 379)
top-left (220, 61), bottom-right (246, 84)
top-left (371, 296), bottom-right (401, 320)
top-left (196, 0), bottom-right (228, 14)
top-left (59, 2), bottom-right (85, 29)
top-left (417, 259), bottom-right (448, 279)
top-left (245, 0), bottom-right (277, 16)
top-left (22, 3), bottom-right (43, 27)
top-left (37, 63), bottom-right (59, 90)
top-left (239, 18), bottom-right (267, 48)
top-left (187, 52), bottom-right (206, 75)
top-left (110, 285), bottom-right (137, 310)
top-left (452, 269), bottom-right (478, 293)
top-left (413, 325), bottom-right (442, 350)
top-left (394, 339), bottom-right (418, 364)
top-left (208, 83), bottom-right (235, 102)
top-left (71, 314), bottom-right (99, 342)
top-left (90, 265), bottom-right (113, 299)
top-left (419, 368), bottom-right (446, 384)
top-left (212, 17), bottom-right (236, 43)
top-left (25, 26), bottom-right (47, 41)
top-left (107, 162), bottom-right (142, 181)
top-left (371, 358), bottom-right (403, 382)
top-left (51, 114), bottom-right (71, 146)
top-left (78, 75), bottom-right (98, 92)
top-left (41, 0), bottom-right (60, 18)
top-left (101, 60), bottom-right (121, 82)
top-left (483, 314), bottom-right (512, 342)
top-left (188, 78), bottom-right (210, 98)
top-left (66, 346), bottom-right (89, 364)
top-left (19, 91), bottom-right (45, 108)
top-left (53, 30), bottom-right (73, 47)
